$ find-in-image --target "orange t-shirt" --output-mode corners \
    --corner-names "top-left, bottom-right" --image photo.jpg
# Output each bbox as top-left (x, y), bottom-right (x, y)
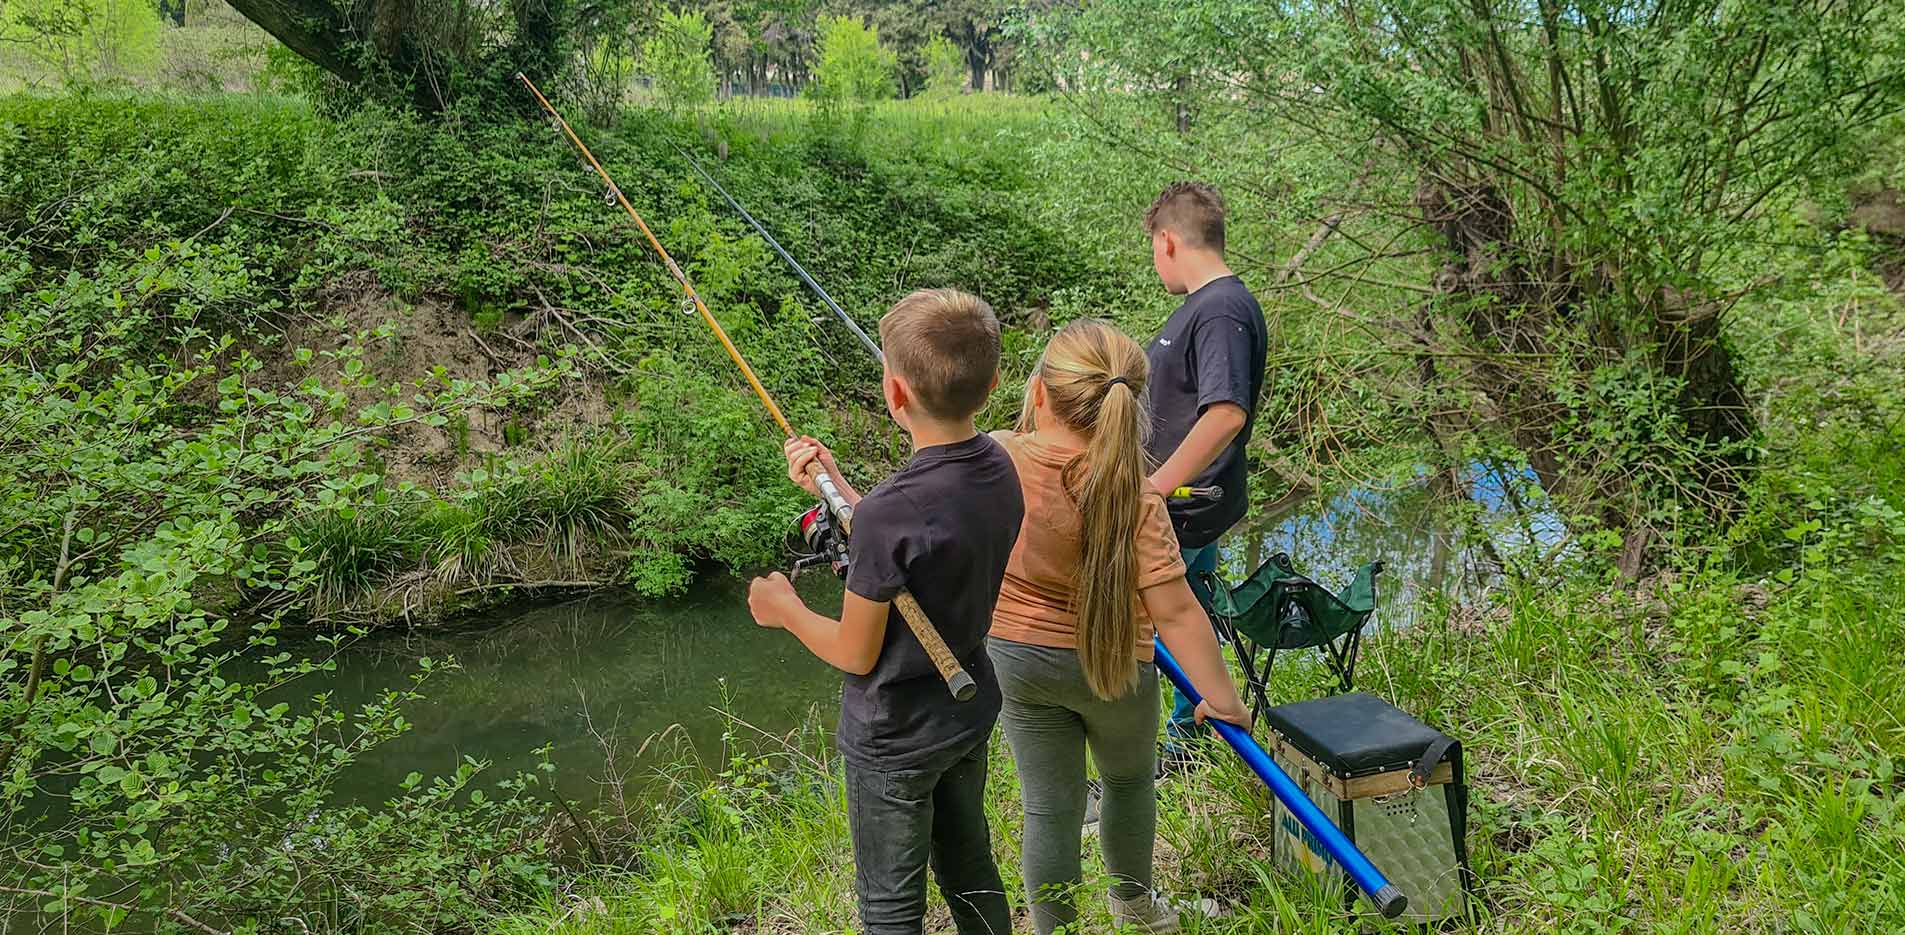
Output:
top-left (989, 431), bottom-right (1186, 661)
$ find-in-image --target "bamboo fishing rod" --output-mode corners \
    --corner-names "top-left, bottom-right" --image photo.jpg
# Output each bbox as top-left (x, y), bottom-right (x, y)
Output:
top-left (517, 73), bottom-right (977, 701)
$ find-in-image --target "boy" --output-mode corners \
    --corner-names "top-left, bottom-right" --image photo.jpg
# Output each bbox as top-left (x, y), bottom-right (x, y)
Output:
top-left (745, 288), bottom-right (1022, 935)
top-left (1140, 182), bottom-right (1269, 746)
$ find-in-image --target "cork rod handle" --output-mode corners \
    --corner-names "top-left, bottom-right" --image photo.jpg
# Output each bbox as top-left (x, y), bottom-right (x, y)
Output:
top-left (804, 462), bottom-right (976, 702)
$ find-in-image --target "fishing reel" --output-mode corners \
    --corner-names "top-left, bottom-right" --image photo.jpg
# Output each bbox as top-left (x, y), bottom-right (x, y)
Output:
top-left (786, 503), bottom-right (849, 580)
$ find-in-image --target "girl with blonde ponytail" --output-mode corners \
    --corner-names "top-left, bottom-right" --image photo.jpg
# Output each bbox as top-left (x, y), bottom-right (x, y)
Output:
top-left (988, 319), bottom-right (1249, 934)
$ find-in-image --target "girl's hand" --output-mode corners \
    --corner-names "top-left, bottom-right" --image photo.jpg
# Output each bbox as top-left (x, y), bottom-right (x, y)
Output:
top-left (783, 436), bottom-right (842, 496)
top-left (747, 572), bottom-right (804, 629)
top-left (1194, 697), bottom-right (1252, 730)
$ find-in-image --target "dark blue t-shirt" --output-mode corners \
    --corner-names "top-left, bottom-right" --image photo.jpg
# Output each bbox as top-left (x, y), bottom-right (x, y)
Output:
top-left (840, 434), bottom-right (1022, 769)
top-left (1143, 275), bottom-right (1268, 549)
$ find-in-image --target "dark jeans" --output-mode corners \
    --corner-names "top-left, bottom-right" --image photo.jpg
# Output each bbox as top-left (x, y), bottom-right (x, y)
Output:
top-left (844, 734), bottom-right (1012, 935)
top-left (1165, 542), bottom-right (1223, 739)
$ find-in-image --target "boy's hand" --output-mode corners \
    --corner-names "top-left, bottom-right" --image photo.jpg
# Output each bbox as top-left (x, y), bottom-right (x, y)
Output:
top-left (1194, 697), bottom-right (1253, 731)
top-left (747, 572), bottom-right (804, 629)
top-left (783, 435), bottom-right (843, 496)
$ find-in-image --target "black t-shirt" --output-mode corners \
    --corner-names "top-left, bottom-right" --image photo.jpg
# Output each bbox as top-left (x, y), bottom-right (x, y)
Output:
top-left (1143, 275), bottom-right (1268, 550)
top-left (840, 433), bottom-right (1022, 769)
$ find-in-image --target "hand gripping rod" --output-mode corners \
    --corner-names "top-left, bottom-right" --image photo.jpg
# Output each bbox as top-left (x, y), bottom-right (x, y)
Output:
top-left (518, 74), bottom-right (976, 701)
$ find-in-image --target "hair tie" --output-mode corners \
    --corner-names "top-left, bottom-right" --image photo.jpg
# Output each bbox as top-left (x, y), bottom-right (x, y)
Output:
top-left (1101, 376), bottom-right (1131, 396)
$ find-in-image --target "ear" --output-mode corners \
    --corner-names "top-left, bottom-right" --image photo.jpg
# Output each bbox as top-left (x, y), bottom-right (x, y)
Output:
top-left (1161, 229), bottom-right (1179, 259)
top-left (1031, 375), bottom-right (1047, 408)
top-left (884, 369), bottom-right (911, 410)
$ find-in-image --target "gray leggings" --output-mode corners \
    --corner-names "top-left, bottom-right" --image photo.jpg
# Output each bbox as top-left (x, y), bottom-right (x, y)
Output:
top-left (988, 638), bottom-right (1159, 935)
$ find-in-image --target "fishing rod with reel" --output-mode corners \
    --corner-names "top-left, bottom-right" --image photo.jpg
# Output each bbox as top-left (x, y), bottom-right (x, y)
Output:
top-left (518, 73), bottom-right (977, 702)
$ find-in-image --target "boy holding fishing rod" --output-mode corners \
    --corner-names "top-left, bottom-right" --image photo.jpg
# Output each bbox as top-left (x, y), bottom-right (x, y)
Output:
top-left (745, 288), bottom-right (1022, 935)
top-left (1139, 182), bottom-right (1270, 756)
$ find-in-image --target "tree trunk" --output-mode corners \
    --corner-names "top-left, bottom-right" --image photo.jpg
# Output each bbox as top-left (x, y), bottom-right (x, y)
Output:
top-left (224, 0), bottom-right (364, 86)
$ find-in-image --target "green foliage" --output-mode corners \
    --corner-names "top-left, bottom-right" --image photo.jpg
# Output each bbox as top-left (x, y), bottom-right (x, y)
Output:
top-left (920, 35), bottom-right (964, 99)
top-left (0, 88), bottom-right (1124, 919)
top-left (0, 0), bottom-right (162, 82)
top-left (0, 237), bottom-right (572, 924)
top-left (1021, 0), bottom-right (1905, 552)
top-left (641, 9), bottom-right (716, 112)
top-left (811, 14), bottom-right (896, 107)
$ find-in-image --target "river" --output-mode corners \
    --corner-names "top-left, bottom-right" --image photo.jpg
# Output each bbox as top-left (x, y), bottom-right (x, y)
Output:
top-left (303, 462), bottom-right (1561, 808)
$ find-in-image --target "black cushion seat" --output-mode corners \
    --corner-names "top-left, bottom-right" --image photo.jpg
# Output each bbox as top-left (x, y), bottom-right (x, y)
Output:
top-left (1262, 692), bottom-right (1453, 779)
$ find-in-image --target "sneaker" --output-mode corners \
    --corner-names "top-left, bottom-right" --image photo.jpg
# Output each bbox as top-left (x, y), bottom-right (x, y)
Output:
top-left (1109, 890), bottom-right (1226, 932)
top-left (1108, 891), bottom-right (1180, 934)
top-left (1082, 778), bottom-right (1104, 832)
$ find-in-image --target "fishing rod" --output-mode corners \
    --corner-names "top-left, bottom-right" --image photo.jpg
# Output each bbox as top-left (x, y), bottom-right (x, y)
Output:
top-left (1154, 640), bottom-right (1408, 919)
top-left (674, 148), bottom-right (1227, 507)
top-left (518, 73), bottom-right (977, 702)
top-left (672, 144), bottom-right (884, 364)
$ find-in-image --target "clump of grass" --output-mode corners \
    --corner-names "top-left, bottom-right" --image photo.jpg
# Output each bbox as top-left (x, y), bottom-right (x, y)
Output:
top-left (481, 439), bottom-right (633, 576)
top-left (288, 503), bottom-right (425, 613)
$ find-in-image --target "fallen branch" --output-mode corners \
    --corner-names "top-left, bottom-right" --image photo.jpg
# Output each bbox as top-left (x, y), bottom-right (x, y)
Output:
top-left (452, 580), bottom-right (605, 596)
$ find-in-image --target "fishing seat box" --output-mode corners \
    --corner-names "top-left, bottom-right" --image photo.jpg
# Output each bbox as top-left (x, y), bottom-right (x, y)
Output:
top-left (1262, 692), bottom-right (1475, 923)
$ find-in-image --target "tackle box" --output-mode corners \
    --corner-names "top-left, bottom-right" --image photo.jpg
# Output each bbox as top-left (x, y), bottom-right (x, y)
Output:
top-left (1261, 692), bottom-right (1475, 923)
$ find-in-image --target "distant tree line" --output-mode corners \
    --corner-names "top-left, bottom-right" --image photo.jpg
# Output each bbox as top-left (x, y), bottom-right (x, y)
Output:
top-left (192, 0), bottom-right (1023, 114)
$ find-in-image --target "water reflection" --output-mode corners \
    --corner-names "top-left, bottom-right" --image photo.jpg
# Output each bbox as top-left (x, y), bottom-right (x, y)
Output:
top-left (1216, 461), bottom-right (1566, 631)
top-left (308, 573), bottom-right (844, 806)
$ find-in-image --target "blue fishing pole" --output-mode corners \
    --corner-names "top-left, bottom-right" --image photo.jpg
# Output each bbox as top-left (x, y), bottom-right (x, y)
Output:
top-left (1153, 640), bottom-right (1408, 919)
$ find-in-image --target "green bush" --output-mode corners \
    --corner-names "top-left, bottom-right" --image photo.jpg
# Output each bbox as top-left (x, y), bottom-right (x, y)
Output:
top-left (811, 15), bottom-right (897, 108)
top-left (920, 36), bottom-right (965, 98)
top-left (641, 9), bottom-right (716, 112)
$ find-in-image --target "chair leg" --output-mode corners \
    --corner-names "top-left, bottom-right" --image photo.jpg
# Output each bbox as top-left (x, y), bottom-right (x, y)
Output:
top-left (1253, 646), bottom-right (1280, 723)
top-left (1219, 618), bottom-right (1273, 725)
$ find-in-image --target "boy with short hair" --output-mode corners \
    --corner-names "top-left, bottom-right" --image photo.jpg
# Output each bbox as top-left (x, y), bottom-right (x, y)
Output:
top-left (1140, 182), bottom-right (1269, 745)
top-left (746, 288), bottom-right (1022, 935)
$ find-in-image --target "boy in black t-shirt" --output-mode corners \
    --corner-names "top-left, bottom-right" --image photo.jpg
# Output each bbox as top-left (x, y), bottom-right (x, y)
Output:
top-left (1139, 182), bottom-right (1269, 745)
top-left (747, 288), bottom-right (1023, 935)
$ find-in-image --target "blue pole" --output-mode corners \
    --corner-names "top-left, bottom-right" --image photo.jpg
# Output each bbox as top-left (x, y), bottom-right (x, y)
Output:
top-left (1154, 640), bottom-right (1408, 919)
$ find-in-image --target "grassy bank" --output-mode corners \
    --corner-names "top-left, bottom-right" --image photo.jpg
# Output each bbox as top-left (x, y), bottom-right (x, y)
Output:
top-left (495, 418), bottom-right (1905, 933)
top-left (485, 248), bottom-right (1905, 931)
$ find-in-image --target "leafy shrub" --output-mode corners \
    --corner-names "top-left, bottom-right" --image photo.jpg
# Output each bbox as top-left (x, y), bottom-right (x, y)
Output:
top-left (642, 9), bottom-right (716, 112)
top-left (920, 36), bottom-right (965, 98)
top-left (811, 15), bottom-right (896, 108)
top-left (0, 0), bottom-right (163, 82)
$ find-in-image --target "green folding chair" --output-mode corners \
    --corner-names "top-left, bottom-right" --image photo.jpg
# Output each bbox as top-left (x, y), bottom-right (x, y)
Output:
top-left (1198, 553), bottom-right (1383, 724)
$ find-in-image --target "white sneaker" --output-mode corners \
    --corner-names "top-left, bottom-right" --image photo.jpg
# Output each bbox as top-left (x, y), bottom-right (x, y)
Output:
top-left (1108, 891), bottom-right (1181, 934)
top-left (1109, 890), bottom-right (1225, 932)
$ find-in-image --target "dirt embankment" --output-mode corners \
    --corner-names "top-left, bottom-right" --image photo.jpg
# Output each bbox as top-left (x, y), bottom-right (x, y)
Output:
top-left (1851, 188), bottom-right (1905, 294)
top-left (267, 272), bottom-right (614, 488)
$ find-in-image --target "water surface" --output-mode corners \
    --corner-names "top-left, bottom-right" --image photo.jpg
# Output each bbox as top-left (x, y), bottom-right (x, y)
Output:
top-left (310, 462), bottom-right (1561, 806)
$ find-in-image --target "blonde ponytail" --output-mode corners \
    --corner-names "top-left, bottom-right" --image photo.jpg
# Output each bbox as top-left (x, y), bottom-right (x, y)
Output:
top-left (1036, 319), bottom-right (1152, 701)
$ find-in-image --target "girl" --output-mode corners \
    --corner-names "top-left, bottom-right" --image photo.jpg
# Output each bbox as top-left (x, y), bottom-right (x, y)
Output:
top-left (987, 318), bottom-right (1249, 934)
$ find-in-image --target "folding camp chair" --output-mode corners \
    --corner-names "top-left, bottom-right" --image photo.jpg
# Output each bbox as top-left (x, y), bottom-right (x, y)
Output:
top-left (1197, 553), bottom-right (1383, 725)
